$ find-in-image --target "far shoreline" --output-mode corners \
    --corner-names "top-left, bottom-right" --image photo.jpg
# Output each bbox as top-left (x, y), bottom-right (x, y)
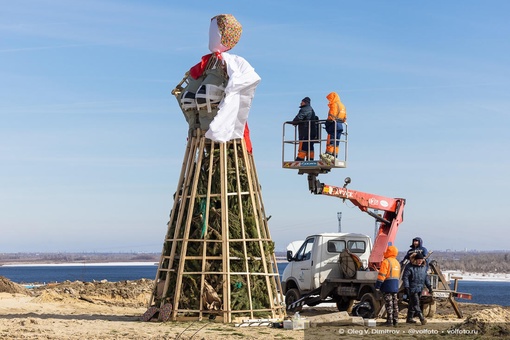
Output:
top-left (0, 262), bottom-right (158, 267)
top-left (442, 270), bottom-right (510, 282)
top-left (1, 262), bottom-right (510, 283)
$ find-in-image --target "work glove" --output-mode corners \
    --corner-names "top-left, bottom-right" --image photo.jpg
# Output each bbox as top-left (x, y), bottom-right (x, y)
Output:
top-left (428, 288), bottom-right (433, 295)
top-left (405, 288), bottom-right (411, 300)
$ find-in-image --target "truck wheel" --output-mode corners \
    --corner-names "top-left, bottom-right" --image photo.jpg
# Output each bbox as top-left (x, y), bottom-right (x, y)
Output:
top-left (421, 300), bottom-right (436, 317)
top-left (285, 288), bottom-right (303, 313)
top-left (336, 298), bottom-right (354, 312)
top-left (356, 293), bottom-right (381, 319)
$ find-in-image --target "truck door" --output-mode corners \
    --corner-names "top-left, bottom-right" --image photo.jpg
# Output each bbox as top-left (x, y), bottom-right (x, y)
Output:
top-left (293, 237), bottom-right (315, 292)
top-left (319, 239), bottom-right (346, 282)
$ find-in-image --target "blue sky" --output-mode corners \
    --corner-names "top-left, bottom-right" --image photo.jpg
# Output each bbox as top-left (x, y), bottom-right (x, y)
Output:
top-left (1, 1), bottom-right (509, 253)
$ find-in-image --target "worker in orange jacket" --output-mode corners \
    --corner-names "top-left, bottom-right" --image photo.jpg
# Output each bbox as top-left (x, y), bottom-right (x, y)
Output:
top-left (321, 92), bottom-right (346, 163)
top-left (375, 245), bottom-right (401, 327)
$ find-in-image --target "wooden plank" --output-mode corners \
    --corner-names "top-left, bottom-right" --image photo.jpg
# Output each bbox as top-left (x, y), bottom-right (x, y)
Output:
top-left (219, 142), bottom-right (232, 322)
top-left (241, 138), bottom-right (283, 320)
top-left (232, 139), bottom-right (254, 319)
top-left (149, 136), bottom-right (195, 308)
top-left (429, 261), bottom-right (463, 318)
top-left (449, 296), bottom-right (463, 318)
top-left (172, 135), bottom-right (206, 320)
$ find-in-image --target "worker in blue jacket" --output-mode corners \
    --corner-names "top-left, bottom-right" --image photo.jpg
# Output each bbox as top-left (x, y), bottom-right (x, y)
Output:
top-left (403, 252), bottom-right (433, 325)
top-left (402, 237), bottom-right (428, 265)
top-left (292, 97), bottom-right (315, 161)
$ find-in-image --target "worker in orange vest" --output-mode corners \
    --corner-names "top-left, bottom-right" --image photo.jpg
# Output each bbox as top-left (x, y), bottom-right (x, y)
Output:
top-left (375, 245), bottom-right (401, 327)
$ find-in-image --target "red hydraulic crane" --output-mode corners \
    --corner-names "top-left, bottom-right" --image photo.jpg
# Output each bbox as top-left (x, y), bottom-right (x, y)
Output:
top-left (307, 175), bottom-right (405, 270)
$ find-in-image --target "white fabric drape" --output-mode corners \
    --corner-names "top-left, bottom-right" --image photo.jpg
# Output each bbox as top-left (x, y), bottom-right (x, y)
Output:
top-left (205, 52), bottom-right (261, 142)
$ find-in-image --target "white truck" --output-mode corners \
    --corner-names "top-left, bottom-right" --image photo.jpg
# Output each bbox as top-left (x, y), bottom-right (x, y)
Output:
top-left (281, 229), bottom-right (472, 319)
top-left (281, 232), bottom-right (381, 315)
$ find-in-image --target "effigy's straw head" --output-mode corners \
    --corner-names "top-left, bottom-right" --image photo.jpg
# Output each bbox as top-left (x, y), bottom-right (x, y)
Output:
top-left (209, 14), bottom-right (242, 53)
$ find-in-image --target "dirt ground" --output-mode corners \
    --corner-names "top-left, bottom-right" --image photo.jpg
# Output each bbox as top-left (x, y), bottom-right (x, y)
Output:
top-left (1, 276), bottom-right (509, 339)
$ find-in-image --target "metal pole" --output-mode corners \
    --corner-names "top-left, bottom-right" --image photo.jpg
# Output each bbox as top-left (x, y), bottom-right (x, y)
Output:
top-left (337, 212), bottom-right (342, 232)
top-left (374, 209), bottom-right (379, 241)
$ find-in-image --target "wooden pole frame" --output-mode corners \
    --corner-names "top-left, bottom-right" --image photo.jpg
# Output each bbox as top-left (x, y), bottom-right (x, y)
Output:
top-left (149, 133), bottom-right (284, 323)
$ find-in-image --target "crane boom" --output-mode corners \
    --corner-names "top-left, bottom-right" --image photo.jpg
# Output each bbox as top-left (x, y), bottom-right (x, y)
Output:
top-left (308, 174), bottom-right (405, 270)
